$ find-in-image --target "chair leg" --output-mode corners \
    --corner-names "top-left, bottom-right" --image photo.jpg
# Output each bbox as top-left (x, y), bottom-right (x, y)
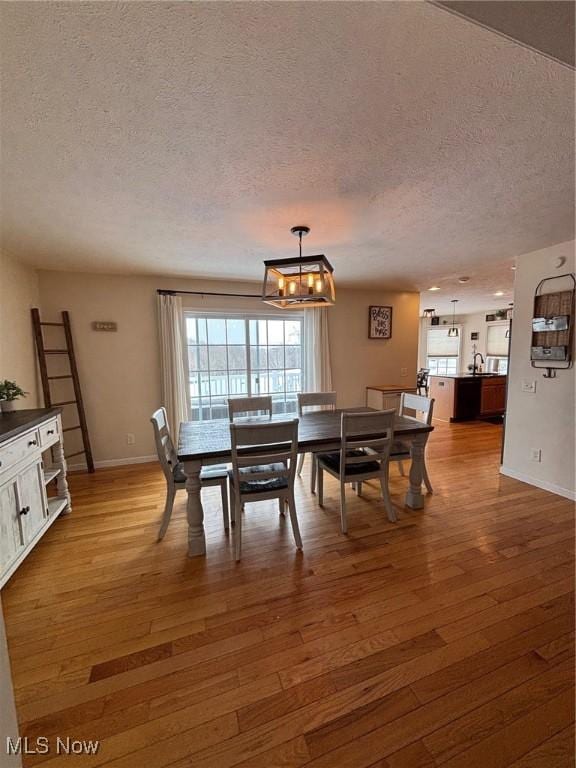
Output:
top-left (380, 467), bottom-right (397, 523)
top-left (311, 455), bottom-right (317, 494)
top-left (287, 494), bottom-right (303, 550)
top-left (297, 453), bottom-right (305, 477)
top-left (398, 461), bottom-right (405, 477)
top-left (229, 484), bottom-right (236, 525)
top-left (220, 479), bottom-right (229, 532)
top-left (278, 497), bottom-right (286, 516)
top-left (356, 481), bottom-right (363, 496)
top-left (158, 484), bottom-right (176, 541)
top-left (423, 460), bottom-right (434, 494)
top-left (234, 496), bottom-right (243, 561)
top-left (318, 465), bottom-right (324, 507)
top-left (340, 482), bottom-right (348, 534)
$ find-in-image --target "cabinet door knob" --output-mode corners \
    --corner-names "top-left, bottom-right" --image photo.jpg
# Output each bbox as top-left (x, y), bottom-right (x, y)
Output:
top-left (28, 439), bottom-right (37, 447)
top-left (47, 429), bottom-right (55, 435)
top-left (19, 506), bottom-right (30, 516)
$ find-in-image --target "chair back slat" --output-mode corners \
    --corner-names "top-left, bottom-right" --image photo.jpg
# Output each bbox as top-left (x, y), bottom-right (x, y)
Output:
top-left (298, 392), bottom-right (337, 415)
top-left (400, 393), bottom-right (435, 425)
top-left (230, 419), bottom-right (299, 495)
top-left (228, 396), bottom-right (273, 420)
top-left (150, 407), bottom-right (178, 481)
top-left (341, 410), bottom-right (395, 470)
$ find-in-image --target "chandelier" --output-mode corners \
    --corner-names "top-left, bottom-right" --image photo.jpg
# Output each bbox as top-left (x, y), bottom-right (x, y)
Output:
top-left (262, 226), bottom-right (335, 309)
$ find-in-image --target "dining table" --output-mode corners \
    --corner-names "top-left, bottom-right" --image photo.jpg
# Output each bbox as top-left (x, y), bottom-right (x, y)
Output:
top-left (177, 407), bottom-right (434, 557)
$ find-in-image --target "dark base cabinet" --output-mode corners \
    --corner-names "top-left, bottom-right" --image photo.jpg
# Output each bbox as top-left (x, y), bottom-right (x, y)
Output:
top-left (429, 375), bottom-right (507, 422)
top-left (479, 376), bottom-right (507, 416)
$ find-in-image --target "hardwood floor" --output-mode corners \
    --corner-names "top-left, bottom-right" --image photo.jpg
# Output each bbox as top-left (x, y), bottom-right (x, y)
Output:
top-left (2, 419), bottom-right (574, 767)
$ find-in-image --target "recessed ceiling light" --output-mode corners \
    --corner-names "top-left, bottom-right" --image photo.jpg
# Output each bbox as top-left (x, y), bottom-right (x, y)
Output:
top-left (458, 276), bottom-right (470, 283)
top-left (428, 286), bottom-right (441, 291)
top-left (494, 291), bottom-right (504, 296)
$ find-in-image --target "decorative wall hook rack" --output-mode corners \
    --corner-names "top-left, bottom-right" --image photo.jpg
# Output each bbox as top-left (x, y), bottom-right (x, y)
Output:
top-left (530, 273), bottom-right (575, 378)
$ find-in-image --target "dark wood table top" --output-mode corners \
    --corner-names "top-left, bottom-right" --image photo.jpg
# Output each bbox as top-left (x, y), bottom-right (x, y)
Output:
top-left (0, 407), bottom-right (62, 446)
top-left (177, 408), bottom-right (433, 462)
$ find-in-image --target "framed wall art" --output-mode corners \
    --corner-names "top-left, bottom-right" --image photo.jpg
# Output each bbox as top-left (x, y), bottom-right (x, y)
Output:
top-left (368, 305), bottom-right (392, 339)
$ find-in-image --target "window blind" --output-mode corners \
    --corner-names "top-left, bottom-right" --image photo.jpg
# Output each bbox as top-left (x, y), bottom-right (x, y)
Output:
top-left (486, 324), bottom-right (509, 357)
top-left (427, 328), bottom-right (460, 357)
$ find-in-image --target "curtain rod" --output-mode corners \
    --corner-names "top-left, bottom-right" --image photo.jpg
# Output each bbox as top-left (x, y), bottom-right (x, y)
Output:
top-left (157, 289), bottom-right (261, 298)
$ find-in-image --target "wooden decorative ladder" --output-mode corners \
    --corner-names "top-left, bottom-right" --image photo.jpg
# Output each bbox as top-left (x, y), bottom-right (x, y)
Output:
top-left (31, 308), bottom-right (95, 473)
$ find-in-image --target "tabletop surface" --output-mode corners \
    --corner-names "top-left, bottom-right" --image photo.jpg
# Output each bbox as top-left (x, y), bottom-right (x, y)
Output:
top-left (178, 407), bottom-right (433, 461)
top-left (0, 407), bottom-right (62, 445)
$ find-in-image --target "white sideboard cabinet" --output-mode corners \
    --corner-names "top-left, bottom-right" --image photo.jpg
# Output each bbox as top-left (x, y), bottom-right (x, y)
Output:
top-left (0, 409), bottom-right (70, 588)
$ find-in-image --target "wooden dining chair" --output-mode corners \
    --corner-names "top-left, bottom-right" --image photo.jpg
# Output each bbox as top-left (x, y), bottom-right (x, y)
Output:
top-left (296, 391), bottom-right (337, 493)
top-left (391, 393), bottom-right (435, 493)
top-left (229, 419), bottom-right (301, 561)
top-left (228, 395), bottom-right (273, 421)
top-left (317, 409), bottom-right (397, 534)
top-left (150, 407), bottom-right (229, 540)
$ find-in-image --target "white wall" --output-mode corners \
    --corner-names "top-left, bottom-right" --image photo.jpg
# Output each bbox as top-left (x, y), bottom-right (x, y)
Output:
top-left (0, 596), bottom-right (21, 767)
top-left (0, 251), bottom-right (40, 408)
top-left (502, 240), bottom-right (575, 500)
top-left (38, 270), bottom-right (419, 465)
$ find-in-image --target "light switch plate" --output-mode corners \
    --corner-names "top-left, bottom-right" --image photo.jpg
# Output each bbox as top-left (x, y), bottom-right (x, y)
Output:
top-left (521, 379), bottom-right (536, 393)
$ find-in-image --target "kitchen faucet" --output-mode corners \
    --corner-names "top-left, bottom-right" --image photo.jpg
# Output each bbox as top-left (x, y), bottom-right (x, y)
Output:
top-left (473, 352), bottom-right (485, 375)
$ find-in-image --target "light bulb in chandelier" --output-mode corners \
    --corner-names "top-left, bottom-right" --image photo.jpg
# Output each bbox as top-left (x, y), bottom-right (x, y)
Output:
top-left (262, 226), bottom-right (335, 309)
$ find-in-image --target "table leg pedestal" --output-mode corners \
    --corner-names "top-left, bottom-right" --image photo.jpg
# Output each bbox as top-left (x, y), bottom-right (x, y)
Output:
top-left (184, 460), bottom-right (206, 557)
top-left (405, 433), bottom-right (428, 509)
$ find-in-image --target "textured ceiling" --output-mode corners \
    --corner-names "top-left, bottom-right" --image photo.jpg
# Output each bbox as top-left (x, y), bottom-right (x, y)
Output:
top-left (0, 1), bottom-right (574, 313)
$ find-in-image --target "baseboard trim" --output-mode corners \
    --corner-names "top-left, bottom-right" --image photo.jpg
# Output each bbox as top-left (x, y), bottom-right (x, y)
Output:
top-left (68, 455), bottom-right (157, 472)
top-left (500, 466), bottom-right (576, 501)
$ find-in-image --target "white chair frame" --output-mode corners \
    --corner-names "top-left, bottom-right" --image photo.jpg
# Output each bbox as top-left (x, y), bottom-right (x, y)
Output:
top-left (229, 419), bottom-right (301, 561)
top-left (392, 393), bottom-right (435, 494)
top-left (317, 409), bottom-right (397, 534)
top-left (150, 407), bottom-right (229, 540)
top-left (296, 392), bottom-right (337, 493)
top-left (228, 395), bottom-right (273, 421)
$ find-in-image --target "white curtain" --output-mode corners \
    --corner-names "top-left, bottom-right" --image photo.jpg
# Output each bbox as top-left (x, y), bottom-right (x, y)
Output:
top-left (303, 308), bottom-right (333, 392)
top-left (157, 294), bottom-right (189, 435)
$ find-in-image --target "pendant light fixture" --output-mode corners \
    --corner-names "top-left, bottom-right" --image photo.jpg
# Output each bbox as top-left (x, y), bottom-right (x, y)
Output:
top-left (262, 226), bottom-right (335, 309)
top-left (423, 308), bottom-right (436, 319)
top-left (448, 299), bottom-right (459, 337)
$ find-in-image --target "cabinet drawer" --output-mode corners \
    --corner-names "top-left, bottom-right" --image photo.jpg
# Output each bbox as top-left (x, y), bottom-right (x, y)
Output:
top-left (0, 431), bottom-right (41, 477)
top-left (39, 418), bottom-right (60, 448)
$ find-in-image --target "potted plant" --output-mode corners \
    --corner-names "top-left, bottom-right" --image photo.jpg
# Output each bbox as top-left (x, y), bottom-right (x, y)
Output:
top-left (0, 380), bottom-right (28, 413)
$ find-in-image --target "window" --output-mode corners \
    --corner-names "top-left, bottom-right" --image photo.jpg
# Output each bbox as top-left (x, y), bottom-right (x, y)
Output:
top-left (426, 327), bottom-right (461, 376)
top-left (184, 314), bottom-right (303, 420)
top-left (485, 323), bottom-right (510, 375)
top-left (427, 357), bottom-right (459, 376)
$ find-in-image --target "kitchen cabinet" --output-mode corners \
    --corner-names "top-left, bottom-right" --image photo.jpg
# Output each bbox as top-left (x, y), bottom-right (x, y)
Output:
top-left (479, 376), bottom-right (507, 416)
top-left (429, 375), bottom-right (506, 422)
top-left (366, 385), bottom-right (418, 412)
top-left (0, 409), bottom-right (69, 588)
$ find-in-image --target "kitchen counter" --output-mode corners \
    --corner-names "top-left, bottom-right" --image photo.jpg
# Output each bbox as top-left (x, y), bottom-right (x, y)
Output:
top-left (428, 373), bottom-right (505, 380)
top-left (429, 375), bottom-right (507, 422)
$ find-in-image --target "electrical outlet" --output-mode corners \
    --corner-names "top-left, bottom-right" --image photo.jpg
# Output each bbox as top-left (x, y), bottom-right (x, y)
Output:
top-left (530, 448), bottom-right (542, 463)
top-left (400, 367), bottom-right (408, 377)
top-left (521, 380), bottom-right (536, 394)
top-left (127, 433), bottom-right (135, 446)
